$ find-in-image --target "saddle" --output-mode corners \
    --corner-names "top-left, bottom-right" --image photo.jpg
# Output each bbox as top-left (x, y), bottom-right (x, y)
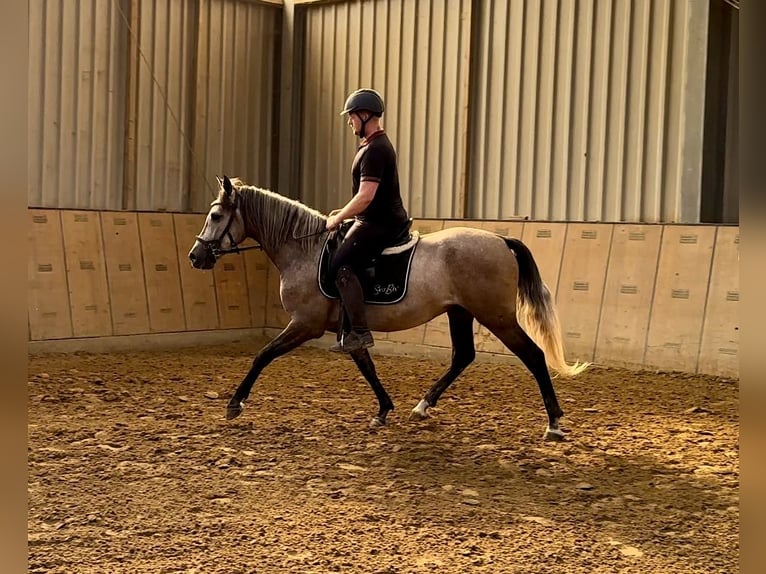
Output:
top-left (318, 219), bottom-right (420, 305)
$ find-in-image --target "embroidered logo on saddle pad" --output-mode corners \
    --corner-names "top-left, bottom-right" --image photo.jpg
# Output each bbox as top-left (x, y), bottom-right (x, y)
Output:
top-left (318, 230), bottom-right (420, 305)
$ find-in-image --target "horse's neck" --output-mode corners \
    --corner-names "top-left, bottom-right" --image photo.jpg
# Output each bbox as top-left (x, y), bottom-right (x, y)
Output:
top-left (262, 240), bottom-right (322, 278)
top-left (240, 187), bottom-right (325, 274)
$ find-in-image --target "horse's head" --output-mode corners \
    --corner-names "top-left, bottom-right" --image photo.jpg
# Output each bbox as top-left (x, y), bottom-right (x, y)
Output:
top-left (188, 175), bottom-right (247, 269)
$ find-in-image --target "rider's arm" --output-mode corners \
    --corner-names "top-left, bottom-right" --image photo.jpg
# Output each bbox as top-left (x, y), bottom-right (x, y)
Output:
top-left (334, 180), bottom-right (378, 220)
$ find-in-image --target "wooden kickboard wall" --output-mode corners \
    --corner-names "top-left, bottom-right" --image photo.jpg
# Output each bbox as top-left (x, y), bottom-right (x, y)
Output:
top-left (28, 210), bottom-right (73, 340)
top-left (28, 209), bottom-right (739, 378)
top-left (138, 213), bottom-right (186, 333)
top-left (173, 214), bottom-right (220, 331)
top-left (595, 225), bottom-right (663, 368)
top-left (101, 212), bottom-right (150, 335)
top-left (644, 226), bottom-right (717, 373)
top-left (60, 211), bottom-right (113, 337)
top-left (555, 223), bottom-right (614, 363)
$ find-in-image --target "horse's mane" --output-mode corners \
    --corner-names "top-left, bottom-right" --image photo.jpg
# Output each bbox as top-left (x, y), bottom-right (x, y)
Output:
top-left (222, 178), bottom-right (327, 253)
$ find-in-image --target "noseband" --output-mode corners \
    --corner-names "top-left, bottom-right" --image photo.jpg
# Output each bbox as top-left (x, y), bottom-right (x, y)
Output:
top-left (195, 198), bottom-right (261, 259)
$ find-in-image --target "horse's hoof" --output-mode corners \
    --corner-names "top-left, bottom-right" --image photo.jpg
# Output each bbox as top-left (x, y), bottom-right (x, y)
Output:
top-left (370, 416), bottom-right (386, 429)
top-left (409, 399), bottom-right (430, 421)
top-left (409, 409), bottom-right (429, 422)
top-left (544, 426), bottom-right (565, 441)
top-left (226, 401), bottom-right (244, 420)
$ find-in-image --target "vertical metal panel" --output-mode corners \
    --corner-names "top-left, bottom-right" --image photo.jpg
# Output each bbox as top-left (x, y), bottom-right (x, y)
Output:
top-left (190, 0), bottom-right (281, 211)
top-left (299, 0), bottom-right (472, 218)
top-left (469, 0), bottom-right (710, 223)
top-left (29, 0), bottom-right (128, 209)
top-left (125, 0), bottom-right (198, 211)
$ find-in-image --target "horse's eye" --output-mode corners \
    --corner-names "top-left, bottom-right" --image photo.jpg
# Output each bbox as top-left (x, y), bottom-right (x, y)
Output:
top-left (211, 213), bottom-right (222, 222)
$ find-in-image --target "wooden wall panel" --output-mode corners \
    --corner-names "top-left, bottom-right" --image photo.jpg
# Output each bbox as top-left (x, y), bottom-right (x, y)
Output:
top-left (555, 224), bottom-right (613, 363)
top-left (422, 315), bottom-right (453, 348)
top-left (698, 227), bottom-right (739, 377)
top-left (61, 211), bottom-right (112, 337)
top-left (243, 250), bottom-right (270, 327)
top-left (595, 225), bottom-right (662, 367)
top-left (411, 219), bottom-right (444, 235)
top-left (100, 212), bottom-right (150, 335)
top-left (520, 222), bottom-right (567, 297)
top-left (386, 325), bottom-right (426, 346)
top-left (28, 210), bottom-right (73, 340)
top-left (26, 209), bottom-right (738, 379)
top-left (475, 220), bottom-right (525, 239)
top-left (645, 226), bottom-right (716, 372)
top-left (138, 213), bottom-right (186, 332)
top-left (173, 214), bottom-right (219, 331)
top-left (443, 219), bottom-right (482, 230)
top-left (213, 256), bottom-right (252, 329)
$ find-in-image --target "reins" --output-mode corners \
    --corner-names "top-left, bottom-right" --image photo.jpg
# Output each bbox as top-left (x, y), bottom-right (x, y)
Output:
top-left (213, 243), bottom-right (262, 256)
top-left (208, 217), bottom-right (328, 258)
top-left (292, 229), bottom-right (328, 240)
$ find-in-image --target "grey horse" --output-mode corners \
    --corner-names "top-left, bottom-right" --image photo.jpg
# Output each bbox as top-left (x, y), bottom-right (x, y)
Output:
top-left (188, 176), bottom-right (587, 440)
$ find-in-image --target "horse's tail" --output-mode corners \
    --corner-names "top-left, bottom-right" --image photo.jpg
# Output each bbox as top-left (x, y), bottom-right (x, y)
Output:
top-left (504, 237), bottom-right (589, 377)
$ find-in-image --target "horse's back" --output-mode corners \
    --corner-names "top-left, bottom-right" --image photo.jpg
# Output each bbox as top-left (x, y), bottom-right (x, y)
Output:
top-left (411, 225), bottom-right (520, 292)
top-left (418, 226), bottom-right (518, 259)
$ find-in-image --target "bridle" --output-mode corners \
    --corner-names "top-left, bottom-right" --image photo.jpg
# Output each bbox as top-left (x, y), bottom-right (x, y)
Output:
top-left (195, 195), bottom-right (330, 260)
top-left (195, 198), bottom-right (261, 259)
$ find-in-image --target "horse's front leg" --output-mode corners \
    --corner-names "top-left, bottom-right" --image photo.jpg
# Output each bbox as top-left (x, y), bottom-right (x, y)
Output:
top-left (349, 348), bottom-right (394, 428)
top-left (227, 321), bottom-right (315, 420)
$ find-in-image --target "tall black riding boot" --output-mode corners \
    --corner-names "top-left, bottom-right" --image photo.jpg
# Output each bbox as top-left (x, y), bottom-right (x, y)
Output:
top-left (334, 266), bottom-right (374, 353)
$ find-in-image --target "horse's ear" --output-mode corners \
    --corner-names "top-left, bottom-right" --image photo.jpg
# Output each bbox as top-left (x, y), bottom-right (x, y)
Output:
top-left (222, 175), bottom-right (233, 199)
top-left (215, 175), bottom-right (224, 189)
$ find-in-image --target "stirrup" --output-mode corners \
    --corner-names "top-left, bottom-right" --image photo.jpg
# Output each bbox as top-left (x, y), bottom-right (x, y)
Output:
top-left (329, 339), bottom-right (344, 353)
top-left (330, 330), bottom-right (374, 353)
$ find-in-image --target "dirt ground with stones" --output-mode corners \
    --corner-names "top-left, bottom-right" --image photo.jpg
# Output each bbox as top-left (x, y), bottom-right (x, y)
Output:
top-left (28, 342), bottom-right (738, 574)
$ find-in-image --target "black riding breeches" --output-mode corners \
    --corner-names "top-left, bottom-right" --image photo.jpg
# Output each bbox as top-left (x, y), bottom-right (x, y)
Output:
top-left (329, 220), bottom-right (395, 279)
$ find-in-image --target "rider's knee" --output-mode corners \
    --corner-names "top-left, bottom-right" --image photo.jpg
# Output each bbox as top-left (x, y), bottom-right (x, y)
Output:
top-left (334, 265), bottom-right (356, 287)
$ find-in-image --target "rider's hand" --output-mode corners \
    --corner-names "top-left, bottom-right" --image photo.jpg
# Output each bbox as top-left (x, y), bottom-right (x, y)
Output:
top-left (326, 214), bottom-right (340, 231)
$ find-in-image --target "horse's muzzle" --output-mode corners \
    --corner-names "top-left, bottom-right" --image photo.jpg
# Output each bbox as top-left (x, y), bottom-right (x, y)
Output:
top-left (188, 241), bottom-right (216, 269)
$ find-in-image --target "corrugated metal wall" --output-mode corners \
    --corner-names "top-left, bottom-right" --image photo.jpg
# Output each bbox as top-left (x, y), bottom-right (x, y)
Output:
top-left (124, 0), bottom-right (198, 211)
top-left (294, 0), bottom-right (712, 222)
top-left (190, 0), bottom-right (281, 211)
top-left (29, 0), bottom-right (722, 223)
top-left (29, 0), bottom-right (129, 210)
top-left (298, 0), bottom-right (473, 218)
top-left (468, 0), bottom-right (710, 223)
top-left (29, 0), bottom-right (281, 212)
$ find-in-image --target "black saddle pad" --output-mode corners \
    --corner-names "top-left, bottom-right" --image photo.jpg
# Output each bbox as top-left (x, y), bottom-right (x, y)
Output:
top-left (318, 225), bottom-right (420, 305)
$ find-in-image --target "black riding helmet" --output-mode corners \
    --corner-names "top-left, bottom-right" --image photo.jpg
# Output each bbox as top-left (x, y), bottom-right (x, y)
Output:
top-left (340, 88), bottom-right (385, 138)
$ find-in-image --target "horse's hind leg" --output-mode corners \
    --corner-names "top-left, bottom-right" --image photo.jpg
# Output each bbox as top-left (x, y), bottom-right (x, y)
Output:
top-left (349, 348), bottom-right (395, 428)
top-left (485, 320), bottom-right (566, 441)
top-left (410, 306), bottom-right (475, 421)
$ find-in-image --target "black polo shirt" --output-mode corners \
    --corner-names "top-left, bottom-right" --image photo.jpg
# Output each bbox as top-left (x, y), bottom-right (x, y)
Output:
top-left (351, 130), bottom-right (409, 226)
